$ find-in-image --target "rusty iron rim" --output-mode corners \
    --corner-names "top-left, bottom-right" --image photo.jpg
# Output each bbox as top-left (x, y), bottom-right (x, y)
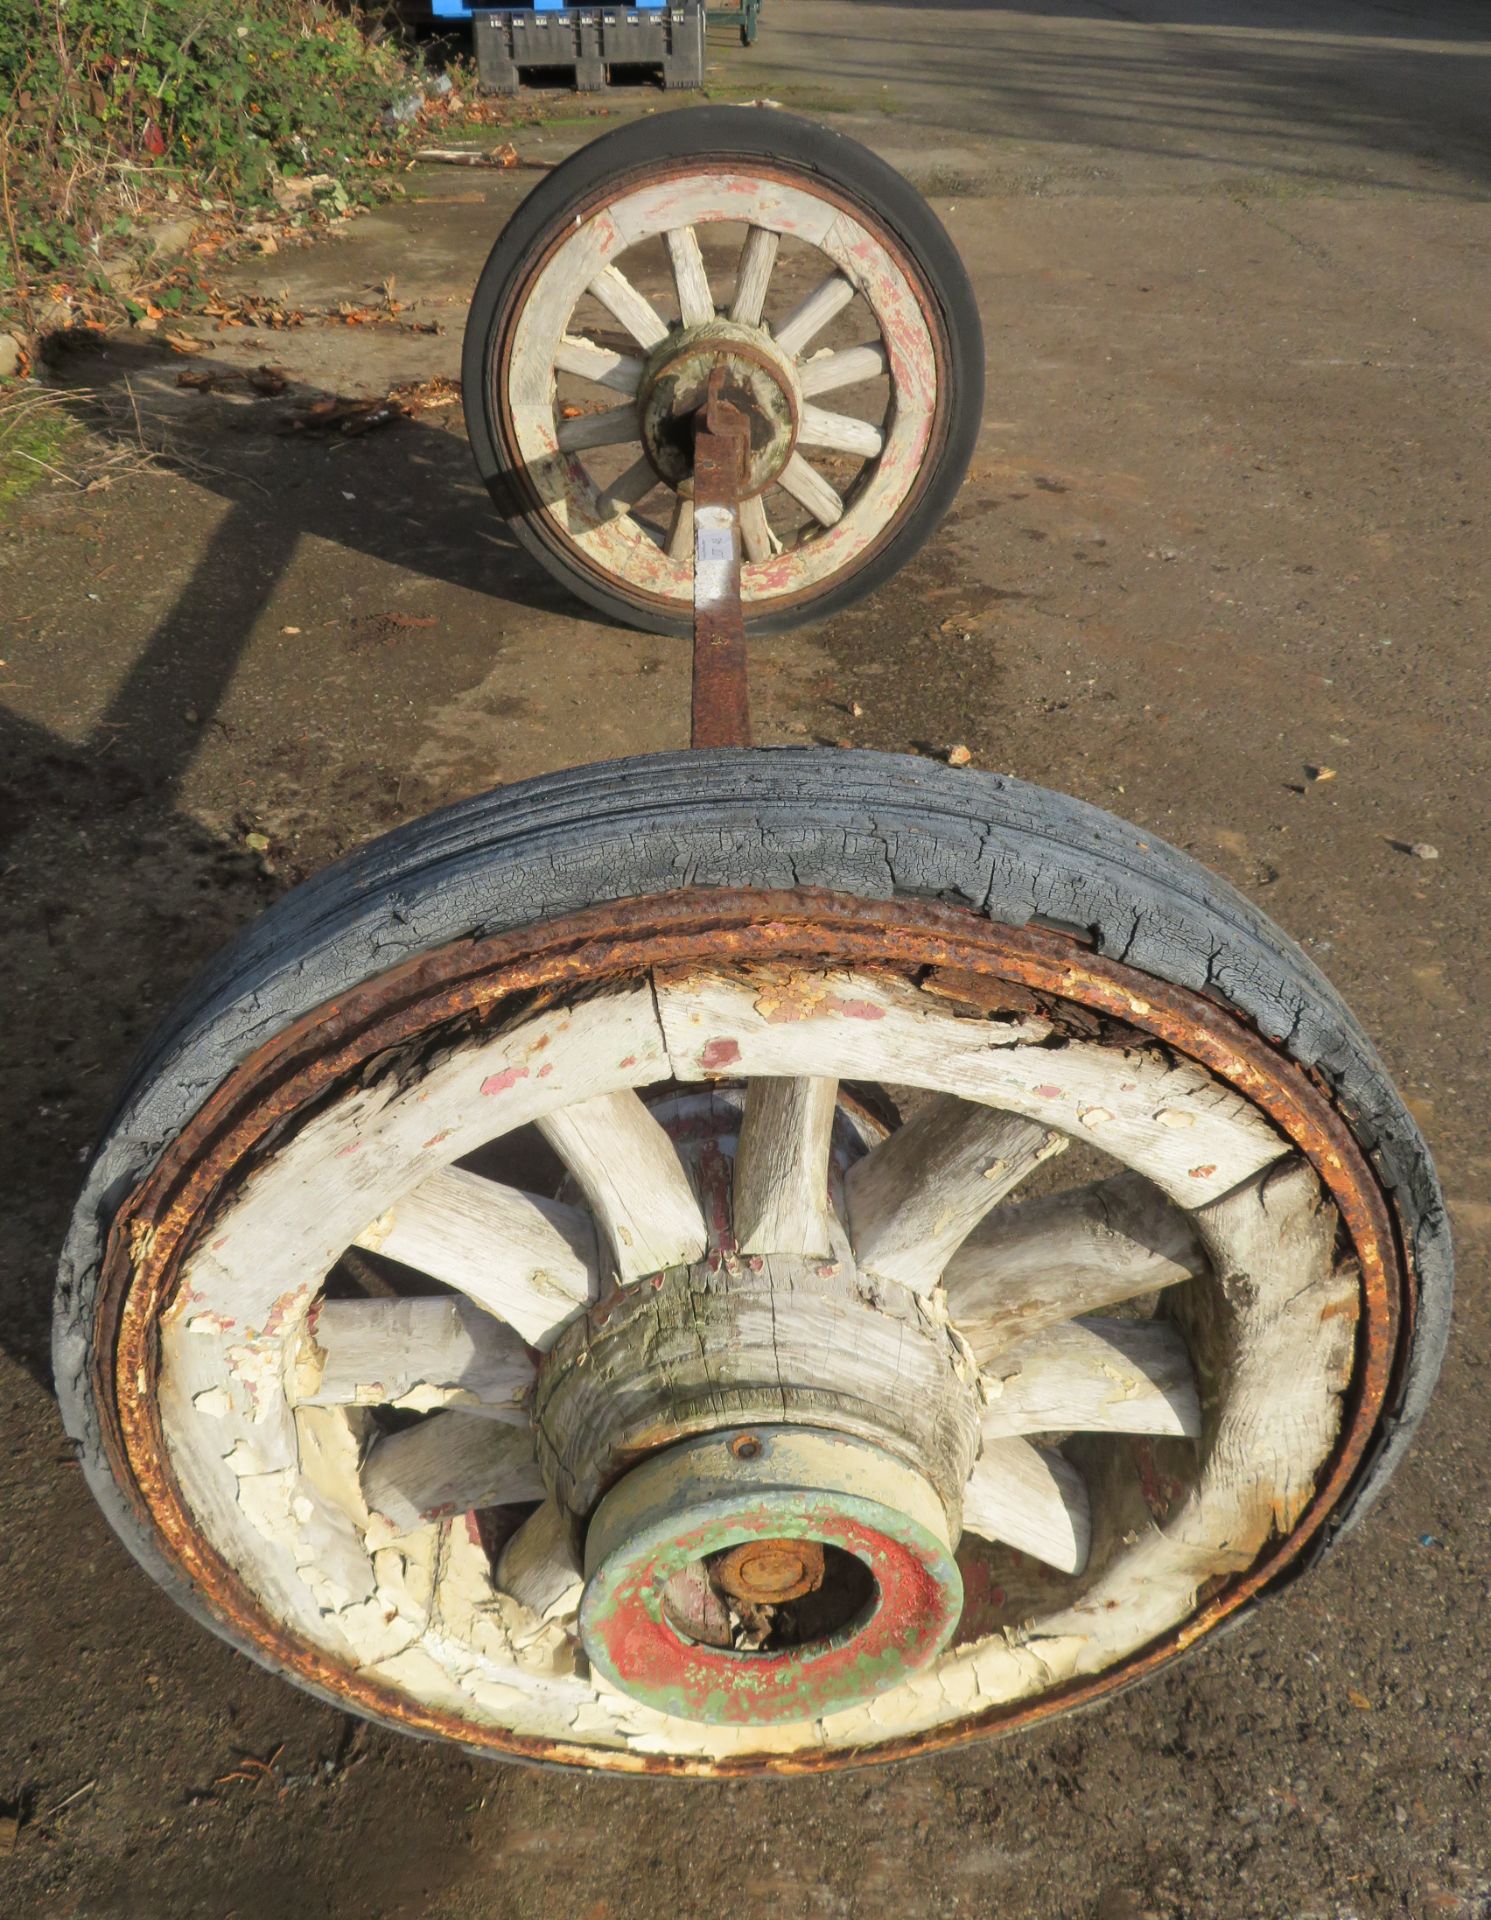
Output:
top-left (490, 159), bottom-right (951, 621)
top-left (90, 889), bottom-right (1409, 1776)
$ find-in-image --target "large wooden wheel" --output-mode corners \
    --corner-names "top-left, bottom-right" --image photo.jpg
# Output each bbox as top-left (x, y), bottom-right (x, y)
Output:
top-left (56, 753), bottom-right (1447, 1774)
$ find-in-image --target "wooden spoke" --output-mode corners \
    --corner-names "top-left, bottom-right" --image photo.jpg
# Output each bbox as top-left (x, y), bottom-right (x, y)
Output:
top-left (980, 1317), bottom-right (1201, 1440)
top-left (739, 492), bottom-right (775, 563)
top-left (799, 342), bottom-right (889, 397)
top-left (775, 272), bottom-right (857, 356)
top-left (538, 1089), bottom-right (709, 1281)
top-left (729, 225), bottom-right (780, 327)
top-left (797, 405), bottom-right (885, 460)
top-left (352, 1167), bottom-right (599, 1350)
top-left (846, 1097), bottom-right (1067, 1294)
top-left (495, 1499), bottom-right (584, 1622)
top-left (962, 1438), bottom-right (1092, 1575)
top-left (587, 265), bottom-right (671, 350)
top-left (666, 495), bottom-right (695, 560)
top-left (300, 1296), bottom-right (535, 1420)
top-left (665, 226), bottom-right (715, 327)
top-left (733, 1076), bottom-right (839, 1259)
top-left (554, 334), bottom-right (645, 396)
top-left (777, 452), bottom-right (844, 527)
top-left (595, 453), bottom-right (661, 522)
top-left (943, 1171), bottom-right (1209, 1364)
top-left (362, 1413), bottom-right (544, 1536)
top-left (556, 404), bottom-right (642, 454)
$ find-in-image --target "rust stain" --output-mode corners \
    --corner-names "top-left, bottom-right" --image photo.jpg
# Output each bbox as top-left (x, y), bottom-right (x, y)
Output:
top-left (90, 887), bottom-right (1410, 1778)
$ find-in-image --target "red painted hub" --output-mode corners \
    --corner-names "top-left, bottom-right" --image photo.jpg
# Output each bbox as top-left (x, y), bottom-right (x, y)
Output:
top-left (578, 1428), bottom-right (964, 1727)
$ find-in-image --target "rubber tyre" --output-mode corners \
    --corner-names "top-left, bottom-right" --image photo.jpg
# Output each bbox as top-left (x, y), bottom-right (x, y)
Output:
top-left (460, 107), bottom-right (985, 637)
top-left (55, 750), bottom-right (1450, 1737)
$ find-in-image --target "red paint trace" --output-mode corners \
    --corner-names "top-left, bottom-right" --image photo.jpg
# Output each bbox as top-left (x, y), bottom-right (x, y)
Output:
top-left (480, 1066), bottom-right (531, 1096)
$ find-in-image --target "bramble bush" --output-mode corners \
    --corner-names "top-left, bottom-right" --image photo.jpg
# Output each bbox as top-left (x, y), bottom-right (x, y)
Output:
top-left (0, 0), bottom-right (418, 341)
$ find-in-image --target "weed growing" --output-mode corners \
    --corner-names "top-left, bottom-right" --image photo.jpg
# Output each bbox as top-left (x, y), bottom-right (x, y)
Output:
top-left (0, 0), bottom-right (419, 351)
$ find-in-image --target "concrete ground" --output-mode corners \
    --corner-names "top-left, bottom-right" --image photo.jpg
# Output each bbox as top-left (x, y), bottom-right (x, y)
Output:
top-left (2, 2), bottom-right (1488, 1915)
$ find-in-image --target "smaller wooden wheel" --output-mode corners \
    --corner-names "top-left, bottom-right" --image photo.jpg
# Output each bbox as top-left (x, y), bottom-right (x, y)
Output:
top-left (56, 753), bottom-right (1447, 1775)
top-left (462, 107), bottom-right (983, 637)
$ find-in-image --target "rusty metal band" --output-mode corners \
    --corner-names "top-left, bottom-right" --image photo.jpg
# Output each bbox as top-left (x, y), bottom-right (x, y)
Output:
top-left (90, 889), bottom-right (1410, 1777)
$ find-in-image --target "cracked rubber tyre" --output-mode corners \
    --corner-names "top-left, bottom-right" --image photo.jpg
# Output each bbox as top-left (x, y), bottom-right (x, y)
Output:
top-left (56, 750), bottom-right (1448, 1774)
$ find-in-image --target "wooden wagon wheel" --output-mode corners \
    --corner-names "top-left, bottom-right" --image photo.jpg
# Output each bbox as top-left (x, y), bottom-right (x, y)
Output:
top-left (56, 114), bottom-right (1448, 1777)
top-left (461, 106), bottom-right (983, 637)
top-left (56, 766), bottom-right (1446, 1772)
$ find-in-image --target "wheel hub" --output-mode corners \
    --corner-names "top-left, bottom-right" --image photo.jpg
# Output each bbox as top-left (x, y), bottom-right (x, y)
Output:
top-left (538, 1085), bottom-right (981, 1725)
top-left (578, 1427), bottom-right (965, 1726)
top-left (638, 319), bottom-right (800, 497)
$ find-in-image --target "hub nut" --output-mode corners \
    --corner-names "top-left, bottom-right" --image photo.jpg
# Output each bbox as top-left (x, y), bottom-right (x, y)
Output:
top-left (714, 1538), bottom-right (826, 1606)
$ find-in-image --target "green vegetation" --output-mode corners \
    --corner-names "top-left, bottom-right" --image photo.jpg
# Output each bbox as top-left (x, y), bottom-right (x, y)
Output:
top-left (0, 0), bottom-right (419, 345)
top-left (0, 391), bottom-right (76, 507)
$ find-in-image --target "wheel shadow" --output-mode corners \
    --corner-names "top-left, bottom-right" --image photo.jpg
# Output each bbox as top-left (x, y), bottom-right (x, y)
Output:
top-left (0, 332), bottom-right (603, 1394)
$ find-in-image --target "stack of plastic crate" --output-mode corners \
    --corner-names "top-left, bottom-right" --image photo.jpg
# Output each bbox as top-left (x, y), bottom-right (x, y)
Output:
top-left (436, 0), bottom-right (705, 95)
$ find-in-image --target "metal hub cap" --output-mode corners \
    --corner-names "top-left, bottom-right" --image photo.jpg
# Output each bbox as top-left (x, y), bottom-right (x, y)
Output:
top-left (578, 1429), bottom-right (964, 1726)
top-left (714, 1537), bottom-right (825, 1605)
top-left (637, 319), bottom-right (800, 497)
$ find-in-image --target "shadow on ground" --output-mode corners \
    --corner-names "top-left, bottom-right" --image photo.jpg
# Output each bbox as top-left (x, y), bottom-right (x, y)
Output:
top-left (0, 332), bottom-right (589, 1389)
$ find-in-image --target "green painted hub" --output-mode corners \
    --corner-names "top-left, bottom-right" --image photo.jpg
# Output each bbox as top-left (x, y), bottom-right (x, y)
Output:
top-left (579, 1428), bottom-right (964, 1727)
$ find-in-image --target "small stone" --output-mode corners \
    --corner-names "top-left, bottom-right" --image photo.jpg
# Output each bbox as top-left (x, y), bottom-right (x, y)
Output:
top-left (1408, 842), bottom-right (1439, 860)
top-left (244, 830), bottom-right (271, 853)
top-left (144, 216), bottom-right (199, 258)
top-left (1306, 765), bottom-right (1336, 782)
top-left (0, 331), bottom-right (22, 379)
top-left (946, 744), bottom-right (972, 767)
top-left (280, 624), bottom-right (302, 635)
